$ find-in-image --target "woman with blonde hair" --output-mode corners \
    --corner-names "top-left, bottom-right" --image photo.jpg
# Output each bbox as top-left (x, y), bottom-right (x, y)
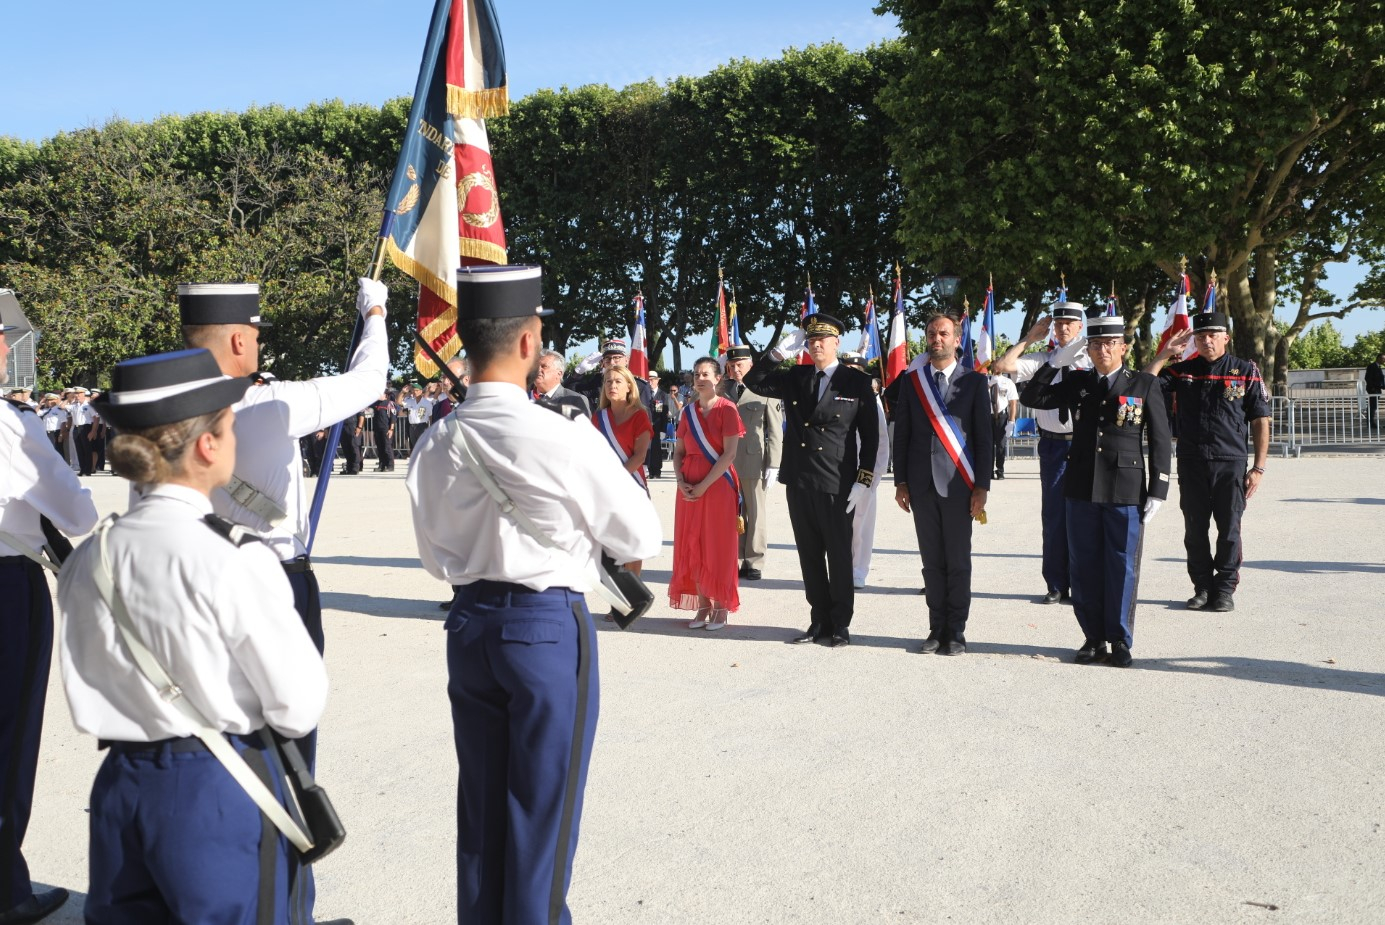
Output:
top-left (591, 364), bottom-right (654, 598)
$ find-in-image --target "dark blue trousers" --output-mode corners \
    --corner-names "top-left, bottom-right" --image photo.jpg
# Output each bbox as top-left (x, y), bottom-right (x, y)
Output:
top-left (446, 582), bottom-right (598, 925)
top-left (282, 565), bottom-right (320, 919)
top-left (1177, 457), bottom-right (1245, 597)
top-left (910, 483), bottom-right (974, 642)
top-left (0, 559), bottom-right (49, 912)
top-left (86, 734), bottom-right (308, 925)
top-left (1038, 437), bottom-right (1072, 595)
top-left (1066, 500), bottom-right (1143, 647)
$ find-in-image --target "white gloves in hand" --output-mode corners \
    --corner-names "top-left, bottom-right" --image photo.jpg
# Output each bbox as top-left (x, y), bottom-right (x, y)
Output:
top-left (575, 351), bottom-right (602, 375)
top-left (772, 329), bottom-right (807, 361)
top-left (1050, 336), bottom-right (1086, 368)
top-left (763, 467), bottom-right (779, 487)
top-left (845, 482), bottom-right (870, 514)
top-left (1004, 421), bottom-right (1015, 438)
top-left (1142, 498), bottom-right (1163, 523)
top-left (356, 277), bottom-right (388, 318)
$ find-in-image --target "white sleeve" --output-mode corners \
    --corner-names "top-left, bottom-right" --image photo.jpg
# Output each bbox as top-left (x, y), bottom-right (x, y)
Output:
top-left (870, 398), bottom-right (889, 480)
top-left (280, 313), bottom-right (390, 438)
top-left (567, 429), bottom-right (663, 565)
top-left (218, 543), bottom-right (328, 738)
top-left (1010, 352), bottom-right (1046, 384)
top-left (3, 411), bottom-right (99, 536)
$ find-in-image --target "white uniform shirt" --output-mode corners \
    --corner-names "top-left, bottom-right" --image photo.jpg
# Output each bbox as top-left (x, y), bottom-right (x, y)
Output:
top-left (403, 395), bottom-right (433, 425)
top-left (990, 375), bottom-right (1018, 415)
top-left (1009, 345), bottom-right (1092, 434)
top-left (68, 400), bottom-right (92, 427)
top-left (407, 381), bottom-right (662, 591)
top-left (58, 484), bottom-right (327, 742)
top-left (0, 401), bottom-right (97, 557)
top-left (215, 313), bottom-right (389, 560)
top-left (41, 405), bottom-right (68, 433)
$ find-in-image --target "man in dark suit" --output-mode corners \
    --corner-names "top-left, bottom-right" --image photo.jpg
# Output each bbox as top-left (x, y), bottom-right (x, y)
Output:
top-left (1365, 352), bottom-right (1383, 435)
top-left (893, 313), bottom-right (993, 655)
top-left (532, 349), bottom-right (591, 421)
top-left (1021, 314), bottom-right (1171, 667)
top-left (744, 313), bottom-right (879, 647)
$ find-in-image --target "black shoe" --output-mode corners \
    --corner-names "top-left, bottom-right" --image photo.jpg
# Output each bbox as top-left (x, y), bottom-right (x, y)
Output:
top-left (1074, 640), bottom-right (1109, 664)
top-left (1060, 593), bottom-right (1071, 604)
top-left (919, 635), bottom-right (941, 654)
top-left (994, 471), bottom-right (1005, 479)
top-left (1206, 593), bottom-right (1235, 612)
top-left (938, 639), bottom-right (966, 656)
top-left (317, 920), bottom-right (356, 925)
top-left (738, 563), bottom-right (749, 578)
top-left (0, 888), bottom-right (70, 925)
top-left (790, 627), bottom-right (821, 644)
top-left (917, 586), bottom-right (927, 595)
top-left (438, 600), bottom-right (453, 610)
top-left (1108, 641), bottom-right (1133, 667)
top-left (1186, 589), bottom-right (1209, 610)
top-left (825, 632), bottom-right (850, 648)
top-left (1041, 590), bottom-right (1063, 604)
top-left (742, 568), bottom-right (762, 581)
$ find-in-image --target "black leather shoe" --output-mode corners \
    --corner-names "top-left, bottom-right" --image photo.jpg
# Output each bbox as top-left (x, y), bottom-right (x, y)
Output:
top-left (1186, 589), bottom-right (1210, 610)
top-left (0, 888), bottom-right (69, 925)
top-left (1075, 640), bottom-right (1109, 664)
top-left (790, 627), bottom-right (822, 644)
top-left (919, 635), bottom-right (941, 654)
top-left (738, 563), bottom-right (749, 578)
top-left (318, 920), bottom-right (356, 925)
top-left (1041, 590), bottom-right (1063, 604)
top-left (994, 471), bottom-right (1005, 479)
top-left (438, 600), bottom-right (453, 610)
top-left (938, 639), bottom-right (966, 656)
top-left (1206, 593), bottom-right (1235, 612)
top-left (742, 568), bottom-right (762, 581)
top-left (826, 632), bottom-right (850, 648)
top-left (1108, 642), bottom-right (1133, 667)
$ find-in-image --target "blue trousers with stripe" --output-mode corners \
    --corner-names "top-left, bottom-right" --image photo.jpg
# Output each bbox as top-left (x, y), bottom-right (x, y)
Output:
top-left (446, 582), bottom-right (599, 925)
top-left (1066, 500), bottom-right (1144, 647)
top-left (85, 734), bottom-right (310, 925)
top-left (0, 558), bottom-right (49, 912)
top-left (1038, 437), bottom-right (1072, 595)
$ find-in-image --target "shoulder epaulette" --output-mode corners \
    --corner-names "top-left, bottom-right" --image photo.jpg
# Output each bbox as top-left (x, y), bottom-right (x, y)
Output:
top-left (3, 397), bottom-right (36, 415)
top-left (202, 513), bottom-right (265, 548)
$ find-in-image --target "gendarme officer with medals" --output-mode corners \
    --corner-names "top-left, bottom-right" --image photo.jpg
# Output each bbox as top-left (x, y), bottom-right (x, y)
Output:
top-left (744, 312), bottom-right (879, 647)
top-left (1020, 313), bottom-right (1171, 667)
top-left (0, 322), bottom-right (98, 925)
top-left (1147, 310), bottom-right (1272, 613)
top-left (406, 265), bottom-right (661, 925)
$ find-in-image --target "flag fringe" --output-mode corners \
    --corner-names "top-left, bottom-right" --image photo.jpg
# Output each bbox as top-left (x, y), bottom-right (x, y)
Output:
top-left (447, 85), bottom-right (510, 121)
top-left (460, 237), bottom-right (509, 267)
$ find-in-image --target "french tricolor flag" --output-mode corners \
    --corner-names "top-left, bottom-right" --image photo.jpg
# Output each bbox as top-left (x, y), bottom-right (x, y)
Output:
top-left (1157, 271), bottom-right (1197, 360)
top-left (630, 293), bottom-right (650, 378)
top-left (885, 267), bottom-right (907, 386)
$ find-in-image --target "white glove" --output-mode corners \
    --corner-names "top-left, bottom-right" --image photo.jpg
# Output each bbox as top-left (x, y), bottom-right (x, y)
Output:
top-left (763, 467), bottom-right (779, 487)
top-left (771, 329), bottom-right (807, 361)
top-left (1050, 336), bottom-right (1086, 368)
top-left (356, 277), bottom-right (388, 318)
top-left (575, 351), bottom-right (602, 374)
top-left (845, 482), bottom-right (870, 514)
top-left (1004, 421), bottom-right (1015, 438)
top-left (1142, 498), bottom-right (1163, 523)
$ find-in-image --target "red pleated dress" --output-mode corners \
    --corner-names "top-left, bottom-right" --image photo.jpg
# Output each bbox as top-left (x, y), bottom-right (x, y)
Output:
top-left (668, 397), bottom-right (745, 612)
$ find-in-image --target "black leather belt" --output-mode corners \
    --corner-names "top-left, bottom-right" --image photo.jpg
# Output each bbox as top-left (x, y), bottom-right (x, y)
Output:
top-left (1039, 430), bottom-right (1074, 441)
top-left (282, 555), bottom-right (313, 574)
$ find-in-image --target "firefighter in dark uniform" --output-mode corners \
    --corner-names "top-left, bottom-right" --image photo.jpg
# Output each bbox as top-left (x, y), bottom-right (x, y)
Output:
top-left (1146, 311), bottom-right (1271, 612)
top-left (343, 407), bottom-right (366, 474)
top-left (1021, 314), bottom-right (1171, 667)
top-left (743, 313), bottom-right (879, 647)
top-left (370, 391), bottom-right (396, 471)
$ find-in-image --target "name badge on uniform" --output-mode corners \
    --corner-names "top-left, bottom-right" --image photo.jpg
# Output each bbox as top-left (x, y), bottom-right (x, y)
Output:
top-left (1116, 395), bottom-right (1143, 427)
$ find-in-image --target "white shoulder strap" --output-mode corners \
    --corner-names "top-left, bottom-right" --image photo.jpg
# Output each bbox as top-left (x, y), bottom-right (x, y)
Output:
top-left (0, 529), bottom-right (59, 574)
top-left (89, 517), bottom-right (313, 853)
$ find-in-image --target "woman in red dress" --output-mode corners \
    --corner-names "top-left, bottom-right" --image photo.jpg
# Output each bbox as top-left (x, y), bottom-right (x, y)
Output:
top-left (670, 357), bottom-right (745, 630)
top-left (593, 365), bottom-right (653, 581)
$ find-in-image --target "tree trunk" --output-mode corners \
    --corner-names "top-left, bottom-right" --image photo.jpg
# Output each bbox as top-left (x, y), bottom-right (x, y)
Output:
top-left (1224, 255), bottom-right (1278, 385)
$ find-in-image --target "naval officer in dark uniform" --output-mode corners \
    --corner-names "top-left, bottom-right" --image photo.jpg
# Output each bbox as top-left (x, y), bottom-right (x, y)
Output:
top-left (1021, 314), bottom-right (1171, 667)
top-left (1147, 311), bottom-right (1271, 612)
top-left (407, 266), bottom-right (661, 925)
top-left (743, 313), bottom-right (879, 647)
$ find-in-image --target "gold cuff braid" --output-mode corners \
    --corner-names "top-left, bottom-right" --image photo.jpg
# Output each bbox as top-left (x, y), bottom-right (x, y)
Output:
top-left (856, 469), bottom-right (874, 488)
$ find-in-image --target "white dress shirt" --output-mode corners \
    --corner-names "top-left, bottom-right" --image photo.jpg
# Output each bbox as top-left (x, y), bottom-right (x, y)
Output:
top-left (403, 395), bottom-right (433, 425)
top-left (990, 375), bottom-right (1019, 414)
top-left (41, 405), bottom-right (68, 433)
top-left (1009, 345), bottom-right (1092, 433)
top-left (407, 381), bottom-right (663, 591)
top-left (58, 484), bottom-right (327, 742)
top-left (215, 313), bottom-right (389, 560)
top-left (0, 401), bottom-right (97, 557)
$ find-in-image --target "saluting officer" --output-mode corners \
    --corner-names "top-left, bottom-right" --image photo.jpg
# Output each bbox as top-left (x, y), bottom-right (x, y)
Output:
top-left (992, 301), bottom-right (1091, 603)
top-left (57, 349), bottom-right (329, 925)
top-left (1021, 314), bottom-right (1171, 667)
top-left (1147, 311), bottom-right (1271, 612)
top-left (719, 344), bottom-right (783, 580)
top-left (407, 265), bottom-right (661, 925)
top-left (744, 313), bottom-right (879, 647)
top-left (0, 323), bottom-right (98, 925)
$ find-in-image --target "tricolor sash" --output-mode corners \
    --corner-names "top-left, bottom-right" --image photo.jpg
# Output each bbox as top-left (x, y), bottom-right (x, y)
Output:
top-left (909, 365), bottom-right (976, 491)
top-left (685, 400), bottom-right (742, 506)
top-left (597, 408), bottom-right (647, 489)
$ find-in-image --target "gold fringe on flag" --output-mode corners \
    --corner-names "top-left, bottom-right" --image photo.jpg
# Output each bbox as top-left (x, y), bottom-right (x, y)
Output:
top-left (447, 84), bottom-right (510, 121)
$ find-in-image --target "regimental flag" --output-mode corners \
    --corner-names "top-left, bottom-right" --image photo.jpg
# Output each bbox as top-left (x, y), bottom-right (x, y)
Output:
top-left (959, 295), bottom-right (975, 370)
top-left (1106, 281), bottom-right (1120, 317)
top-left (857, 288), bottom-right (883, 364)
top-left (1157, 266), bottom-right (1196, 360)
top-left (799, 277), bottom-right (817, 365)
top-left (885, 265), bottom-right (907, 386)
top-left (1050, 273), bottom-right (1067, 350)
top-left (381, 0), bottom-right (510, 377)
top-left (710, 269), bottom-right (730, 356)
top-left (974, 276), bottom-right (996, 372)
top-left (728, 286), bottom-right (742, 348)
top-left (1203, 268), bottom-right (1219, 313)
top-left (630, 293), bottom-right (649, 378)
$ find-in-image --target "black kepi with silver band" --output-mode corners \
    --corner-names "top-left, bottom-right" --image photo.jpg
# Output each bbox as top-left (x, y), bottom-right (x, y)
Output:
top-left (455, 265), bottom-right (551, 319)
top-left (178, 283), bottom-right (272, 328)
top-left (94, 349), bottom-right (250, 430)
top-left (724, 344), bottom-right (753, 362)
top-left (1052, 301), bottom-right (1086, 322)
top-left (1192, 311), bottom-right (1230, 333)
top-left (1085, 315), bottom-right (1125, 340)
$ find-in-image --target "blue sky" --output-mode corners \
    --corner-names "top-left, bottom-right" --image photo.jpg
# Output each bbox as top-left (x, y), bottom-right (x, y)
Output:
top-left (3, 1), bottom-right (1378, 354)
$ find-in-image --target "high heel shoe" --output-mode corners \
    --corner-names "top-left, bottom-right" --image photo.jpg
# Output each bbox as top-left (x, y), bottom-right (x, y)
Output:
top-left (705, 607), bottom-right (729, 631)
top-left (687, 607), bottom-right (710, 629)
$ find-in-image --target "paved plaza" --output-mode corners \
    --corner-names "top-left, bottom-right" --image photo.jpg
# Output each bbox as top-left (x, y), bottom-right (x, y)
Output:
top-left (24, 454), bottom-right (1385, 923)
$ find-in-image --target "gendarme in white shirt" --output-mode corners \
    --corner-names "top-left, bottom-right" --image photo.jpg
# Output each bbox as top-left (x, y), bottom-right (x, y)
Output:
top-left (0, 401), bottom-right (97, 557)
top-left (1008, 345), bottom-right (1092, 434)
top-left (407, 381), bottom-right (662, 592)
